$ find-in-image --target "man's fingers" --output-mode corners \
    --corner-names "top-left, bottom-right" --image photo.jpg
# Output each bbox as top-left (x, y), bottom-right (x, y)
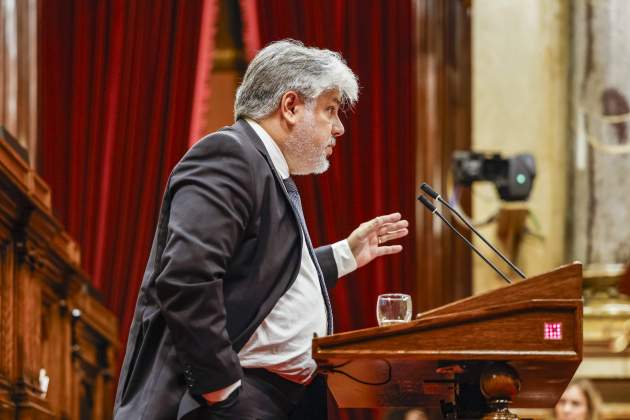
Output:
top-left (378, 212), bottom-right (402, 224)
top-left (369, 213), bottom-right (402, 230)
top-left (376, 245), bottom-right (403, 256)
top-left (378, 229), bottom-right (408, 244)
top-left (377, 220), bottom-right (408, 236)
top-left (356, 213), bottom-right (405, 242)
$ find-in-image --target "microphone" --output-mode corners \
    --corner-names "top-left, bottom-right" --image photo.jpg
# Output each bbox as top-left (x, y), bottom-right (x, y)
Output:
top-left (420, 183), bottom-right (526, 279)
top-left (417, 195), bottom-right (513, 284)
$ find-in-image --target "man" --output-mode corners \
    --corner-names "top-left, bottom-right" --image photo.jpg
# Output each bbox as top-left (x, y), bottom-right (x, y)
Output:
top-left (114, 40), bottom-right (409, 420)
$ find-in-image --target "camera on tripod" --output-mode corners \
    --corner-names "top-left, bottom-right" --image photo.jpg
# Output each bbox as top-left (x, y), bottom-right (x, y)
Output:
top-left (452, 151), bottom-right (536, 202)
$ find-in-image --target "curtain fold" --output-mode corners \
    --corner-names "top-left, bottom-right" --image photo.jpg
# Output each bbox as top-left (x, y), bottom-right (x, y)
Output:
top-left (38, 0), bottom-right (218, 352)
top-left (240, 2), bottom-right (417, 419)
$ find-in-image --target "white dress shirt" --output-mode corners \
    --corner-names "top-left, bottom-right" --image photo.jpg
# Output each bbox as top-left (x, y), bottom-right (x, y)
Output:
top-left (203, 119), bottom-right (357, 401)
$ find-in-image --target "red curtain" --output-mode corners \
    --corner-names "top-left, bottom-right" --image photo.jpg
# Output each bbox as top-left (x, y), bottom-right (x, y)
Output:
top-left (38, 0), bottom-right (217, 351)
top-left (240, 1), bottom-right (417, 419)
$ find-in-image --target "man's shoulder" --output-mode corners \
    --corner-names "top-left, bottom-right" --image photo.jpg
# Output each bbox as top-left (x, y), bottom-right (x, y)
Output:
top-left (168, 121), bottom-right (270, 187)
top-left (189, 122), bottom-right (258, 158)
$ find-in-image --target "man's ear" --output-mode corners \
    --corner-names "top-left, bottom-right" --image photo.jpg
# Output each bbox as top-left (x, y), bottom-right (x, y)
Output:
top-left (279, 91), bottom-right (302, 126)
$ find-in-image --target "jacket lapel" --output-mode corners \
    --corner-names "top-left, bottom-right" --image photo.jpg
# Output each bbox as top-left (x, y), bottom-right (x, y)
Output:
top-left (232, 119), bottom-right (300, 217)
top-left (232, 119), bottom-right (306, 272)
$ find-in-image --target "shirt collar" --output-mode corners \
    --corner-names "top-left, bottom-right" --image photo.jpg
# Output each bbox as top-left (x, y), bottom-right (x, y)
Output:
top-left (245, 119), bottom-right (290, 179)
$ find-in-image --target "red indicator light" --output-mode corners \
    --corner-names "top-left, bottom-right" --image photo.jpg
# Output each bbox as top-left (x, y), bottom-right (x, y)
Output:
top-left (544, 322), bottom-right (562, 340)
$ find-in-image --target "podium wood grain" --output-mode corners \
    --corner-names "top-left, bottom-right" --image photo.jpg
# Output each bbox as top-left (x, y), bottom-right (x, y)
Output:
top-left (313, 263), bottom-right (583, 409)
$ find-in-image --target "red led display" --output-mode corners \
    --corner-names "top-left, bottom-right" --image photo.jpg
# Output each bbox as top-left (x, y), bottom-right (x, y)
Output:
top-left (544, 322), bottom-right (562, 340)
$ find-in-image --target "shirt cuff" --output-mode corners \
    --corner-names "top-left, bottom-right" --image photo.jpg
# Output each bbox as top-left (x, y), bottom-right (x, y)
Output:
top-left (331, 239), bottom-right (358, 278)
top-left (202, 380), bottom-right (241, 403)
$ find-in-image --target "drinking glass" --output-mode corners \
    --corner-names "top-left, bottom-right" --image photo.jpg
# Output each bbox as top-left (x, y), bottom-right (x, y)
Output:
top-left (376, 293), bottom-right (412, 327)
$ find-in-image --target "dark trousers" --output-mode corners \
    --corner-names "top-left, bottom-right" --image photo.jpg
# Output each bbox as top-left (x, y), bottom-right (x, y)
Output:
top-left (195, 369), bottom-right (328, 420)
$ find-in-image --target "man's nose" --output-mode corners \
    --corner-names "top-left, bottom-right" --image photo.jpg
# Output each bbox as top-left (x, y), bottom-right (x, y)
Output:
top-left (332, 117), bottom-right (345, 137)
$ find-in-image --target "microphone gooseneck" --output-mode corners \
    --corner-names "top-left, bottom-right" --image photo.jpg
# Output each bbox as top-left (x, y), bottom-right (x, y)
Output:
top-left (417, 193), bottom-right (513, 285)
top-left (420, 183), bottom-right (526, 279)
top-left (418, 195), bottom-right (437, 213)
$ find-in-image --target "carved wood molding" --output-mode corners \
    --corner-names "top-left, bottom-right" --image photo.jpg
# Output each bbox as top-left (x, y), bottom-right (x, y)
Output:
top-left (0, 127), bottom-right (118, 419)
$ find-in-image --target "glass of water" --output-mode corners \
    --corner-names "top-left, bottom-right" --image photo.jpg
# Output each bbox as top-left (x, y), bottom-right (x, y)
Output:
top-left (376, 293), bottom-right (412, 327)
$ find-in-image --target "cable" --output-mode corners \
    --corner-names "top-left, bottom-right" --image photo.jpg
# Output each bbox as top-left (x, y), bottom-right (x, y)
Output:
top-left (326, 359), bottom-right (392, 386)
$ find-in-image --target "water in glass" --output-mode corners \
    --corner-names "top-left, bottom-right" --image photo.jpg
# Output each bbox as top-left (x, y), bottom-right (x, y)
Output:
top-left (376, 293), bottom-right (412, 327)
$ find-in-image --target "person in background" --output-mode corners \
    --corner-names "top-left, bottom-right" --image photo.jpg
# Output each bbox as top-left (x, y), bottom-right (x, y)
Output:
top-left (555, 380), bottom-right (599, 420)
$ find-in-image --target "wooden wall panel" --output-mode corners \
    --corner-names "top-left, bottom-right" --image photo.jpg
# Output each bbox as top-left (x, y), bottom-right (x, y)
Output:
top-left (0, 133), bottom-right (118, 418)
top-left (0, 237), bottom-right (16, 419)
top-left (0, 0), bottom-right (38, 165)
top-left (414, 0), bottom-right (473, 312)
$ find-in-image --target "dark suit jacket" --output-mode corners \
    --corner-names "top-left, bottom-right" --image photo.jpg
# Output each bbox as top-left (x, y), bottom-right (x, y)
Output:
top-left (113, 120), bottom-right (339, 420)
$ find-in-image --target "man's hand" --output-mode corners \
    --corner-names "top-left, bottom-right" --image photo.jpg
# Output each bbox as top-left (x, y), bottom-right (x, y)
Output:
top-left (347, 212), bottom-right (409, 268)
top-left (202, 380), bottom-right (241, 405)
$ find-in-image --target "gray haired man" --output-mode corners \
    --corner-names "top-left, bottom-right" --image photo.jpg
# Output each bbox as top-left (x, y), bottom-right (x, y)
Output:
top-left (114, 40), bottom-right (408, 420)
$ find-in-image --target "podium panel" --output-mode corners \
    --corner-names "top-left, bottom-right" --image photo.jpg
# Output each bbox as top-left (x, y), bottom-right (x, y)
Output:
top-left (313, 263), bottom-right (583, 411)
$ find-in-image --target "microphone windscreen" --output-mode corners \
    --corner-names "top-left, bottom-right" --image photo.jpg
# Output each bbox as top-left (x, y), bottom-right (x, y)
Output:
top-left (420, 183), bottom-right (439, 199)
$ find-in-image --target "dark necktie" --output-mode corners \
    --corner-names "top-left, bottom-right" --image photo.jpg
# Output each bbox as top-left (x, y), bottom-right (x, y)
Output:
top-left (282, 177), bottom-right (333, 335)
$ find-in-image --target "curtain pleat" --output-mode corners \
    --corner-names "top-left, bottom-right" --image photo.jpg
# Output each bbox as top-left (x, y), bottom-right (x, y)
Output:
top-left (38, 0), bottom-right (218, 359)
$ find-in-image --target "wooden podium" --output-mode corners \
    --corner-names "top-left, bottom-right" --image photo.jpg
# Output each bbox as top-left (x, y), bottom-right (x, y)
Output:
top-left (313, 263), bottom-right (583, 419)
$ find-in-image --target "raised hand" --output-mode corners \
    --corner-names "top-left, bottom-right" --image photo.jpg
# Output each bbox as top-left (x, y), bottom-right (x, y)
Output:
top-left (346, 212), bottom-right (409, 268)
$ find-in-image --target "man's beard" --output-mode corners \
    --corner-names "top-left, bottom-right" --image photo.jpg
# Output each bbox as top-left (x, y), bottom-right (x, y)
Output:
top-left (283, 111), bottom-right (335, 175)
